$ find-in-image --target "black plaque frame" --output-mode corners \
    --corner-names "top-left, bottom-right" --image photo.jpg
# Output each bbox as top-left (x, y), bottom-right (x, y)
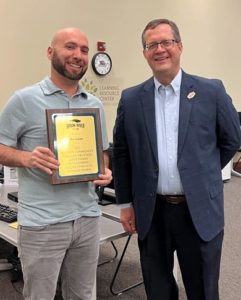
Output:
top-left (46, 108), bottom-right (104, 184)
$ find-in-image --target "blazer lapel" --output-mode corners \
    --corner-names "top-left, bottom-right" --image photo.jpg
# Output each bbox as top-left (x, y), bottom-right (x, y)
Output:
top-left (140, 78), bottom-right (158, 163)
top-left (178, 72), bottom-right (195, 158)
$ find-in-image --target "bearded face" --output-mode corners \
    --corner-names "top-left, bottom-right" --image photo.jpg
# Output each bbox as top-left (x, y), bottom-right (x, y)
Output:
top-left (51, 49), bottom-right (88, 81)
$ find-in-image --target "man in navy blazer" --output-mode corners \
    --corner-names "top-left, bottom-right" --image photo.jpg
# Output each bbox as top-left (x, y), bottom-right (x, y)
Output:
top-left (113, 19), bottom-right (241, 300)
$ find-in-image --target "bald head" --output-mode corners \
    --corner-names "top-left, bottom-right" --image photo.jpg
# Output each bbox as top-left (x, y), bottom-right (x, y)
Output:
top-left (51, 27), bottom-right (88, 48)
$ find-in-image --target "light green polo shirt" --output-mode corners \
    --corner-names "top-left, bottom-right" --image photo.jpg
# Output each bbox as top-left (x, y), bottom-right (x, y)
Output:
top-left (0, 77), bottom-right (109, 226)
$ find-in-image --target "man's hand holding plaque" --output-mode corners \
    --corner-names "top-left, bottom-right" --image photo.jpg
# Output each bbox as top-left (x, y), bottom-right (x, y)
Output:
top-left (93, 167), bottom-right (112, 187)
top-left (22, 146), bottom-right (60, 175)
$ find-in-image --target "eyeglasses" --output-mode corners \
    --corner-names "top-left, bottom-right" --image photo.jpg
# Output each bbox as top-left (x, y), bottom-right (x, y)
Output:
top-left (144, 39), bottom-right (178, 52)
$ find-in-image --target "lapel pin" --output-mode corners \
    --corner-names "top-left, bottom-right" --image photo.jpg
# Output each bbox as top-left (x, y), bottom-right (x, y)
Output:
top-left (187, 91), bottom-right (196, 100)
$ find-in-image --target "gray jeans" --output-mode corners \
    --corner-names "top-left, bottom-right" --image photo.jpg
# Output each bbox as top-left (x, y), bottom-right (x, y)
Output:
top-left (17, 216), bottom-right (100, 300)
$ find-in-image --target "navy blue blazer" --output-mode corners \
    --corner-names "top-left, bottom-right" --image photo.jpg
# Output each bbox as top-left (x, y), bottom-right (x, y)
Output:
top-left (113, 71), bottom-right (241, 241)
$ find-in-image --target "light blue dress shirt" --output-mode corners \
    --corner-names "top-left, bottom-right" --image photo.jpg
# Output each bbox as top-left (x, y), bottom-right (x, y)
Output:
top-left (154, 69), bottom-right (184, 195)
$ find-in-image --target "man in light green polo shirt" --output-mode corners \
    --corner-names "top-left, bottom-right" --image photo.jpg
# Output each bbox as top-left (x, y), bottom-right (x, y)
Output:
top-left (0, 27), bottom-right (112, 300)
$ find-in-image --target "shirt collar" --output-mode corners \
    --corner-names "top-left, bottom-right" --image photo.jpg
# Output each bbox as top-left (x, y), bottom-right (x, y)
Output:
top-left (39, 76), bottom-right (88, 99)
top-left (154, 69), bottom-right (182, 96)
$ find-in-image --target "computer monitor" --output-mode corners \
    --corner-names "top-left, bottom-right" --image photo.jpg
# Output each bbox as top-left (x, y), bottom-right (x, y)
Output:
top-left (97, 143), bottom-right (116, 206)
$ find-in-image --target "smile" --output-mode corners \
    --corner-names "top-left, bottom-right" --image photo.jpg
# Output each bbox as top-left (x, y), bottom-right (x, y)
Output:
top-left (155, 56), bottom-right (169, 61)
top-left (69, 63), bottom-right (82, 69)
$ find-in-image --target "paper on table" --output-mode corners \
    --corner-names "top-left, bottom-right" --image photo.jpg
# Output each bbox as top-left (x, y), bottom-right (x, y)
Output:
top-left (9, 222), bottom-right (18, 229)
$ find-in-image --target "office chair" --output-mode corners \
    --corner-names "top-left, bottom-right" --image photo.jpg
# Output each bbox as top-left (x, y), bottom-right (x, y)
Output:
top-left (233, 112), bottom-right (241, 173)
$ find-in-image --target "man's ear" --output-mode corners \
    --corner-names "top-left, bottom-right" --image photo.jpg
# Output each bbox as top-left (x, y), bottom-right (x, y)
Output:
top-left (47, 46), bottom-right (53, 60)
top-left (177, 42), bottom-right (183, 54)
top-left (143, 49), bottom-right (147, 60)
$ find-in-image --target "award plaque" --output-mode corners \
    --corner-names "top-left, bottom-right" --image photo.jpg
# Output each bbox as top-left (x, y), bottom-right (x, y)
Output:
top-left (46, 108), bottom-right (104, 184)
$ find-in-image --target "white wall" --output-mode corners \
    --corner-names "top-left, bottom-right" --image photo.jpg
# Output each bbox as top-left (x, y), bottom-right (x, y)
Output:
top-left (1, 0), bottom-right (241, 139)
